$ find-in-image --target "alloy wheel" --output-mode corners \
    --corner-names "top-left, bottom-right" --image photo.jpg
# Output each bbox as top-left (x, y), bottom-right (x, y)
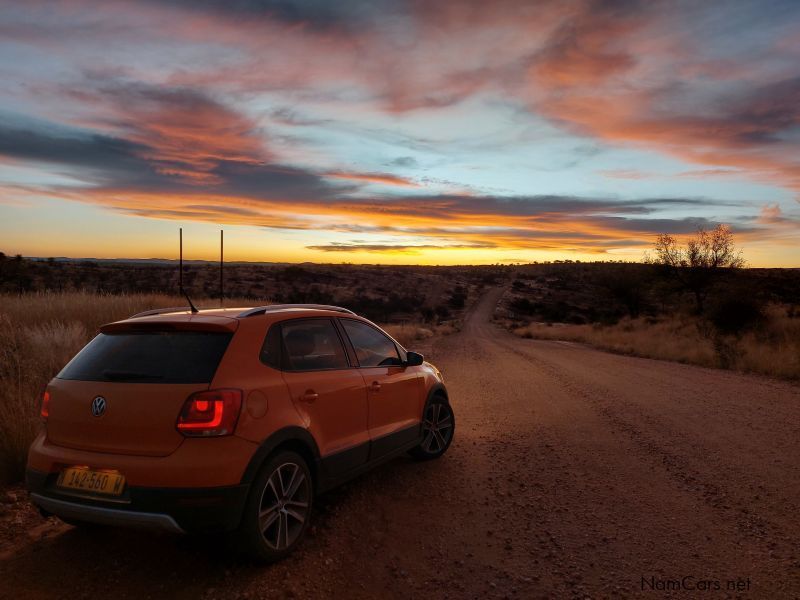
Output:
top-left (421, 402), bottom-right (454, 454)
top-left (258, 462), bottom-right (311, 550)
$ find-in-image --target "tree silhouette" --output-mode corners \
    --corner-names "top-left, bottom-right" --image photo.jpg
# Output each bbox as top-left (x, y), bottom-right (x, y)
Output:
top-left (649, 225), bottom-right (744, 313)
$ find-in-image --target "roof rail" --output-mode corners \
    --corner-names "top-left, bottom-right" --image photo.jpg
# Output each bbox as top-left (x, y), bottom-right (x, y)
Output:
top-left (237, 304), bottom-right (355, 318)
top-left (129, 306), bottom-right (192, 319)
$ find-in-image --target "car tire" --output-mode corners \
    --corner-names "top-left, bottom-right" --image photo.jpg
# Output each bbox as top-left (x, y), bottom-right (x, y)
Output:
top-left (236, 450), bottom-right (314, 563)
top-left (409, 396), bottom-right (455, 460)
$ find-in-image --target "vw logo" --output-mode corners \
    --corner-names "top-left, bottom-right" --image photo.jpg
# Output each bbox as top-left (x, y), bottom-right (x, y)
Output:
top-left (91, 396), bottom-right (107, 417)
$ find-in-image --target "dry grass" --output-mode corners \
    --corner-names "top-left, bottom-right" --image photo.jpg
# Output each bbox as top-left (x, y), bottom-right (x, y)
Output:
top-left (0, 292), bottom-right (455, 483)
top-left (734, 305), bottom-right (800, 379)
top-left (383, 322), bottom-right (458, 348)
top-left (513, 304), bottom-right (800, 380)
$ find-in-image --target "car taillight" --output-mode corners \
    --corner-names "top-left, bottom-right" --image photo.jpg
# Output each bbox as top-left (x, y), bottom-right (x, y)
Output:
top-left (41, 391), bottom-right (51, 421)
top-left (176, 389), bottom-right (242, 437)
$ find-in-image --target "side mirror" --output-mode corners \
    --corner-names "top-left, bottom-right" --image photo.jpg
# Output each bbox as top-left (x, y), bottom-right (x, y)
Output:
top-left (405, 351), bottom-right (424, 367)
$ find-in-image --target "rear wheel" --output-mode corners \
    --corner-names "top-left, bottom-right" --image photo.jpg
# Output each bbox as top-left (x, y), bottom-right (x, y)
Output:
top-left (410, 397), bottom-right (455, 460)
top-left (236, 450), bottom-right (313, 563)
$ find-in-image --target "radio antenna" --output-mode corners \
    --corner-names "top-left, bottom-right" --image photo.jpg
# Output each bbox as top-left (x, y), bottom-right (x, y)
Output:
top-left (179, 227), bottom-right (183, 292)
top-left (178, 227), bottom-right (198, 314)
top-left (220, 229), bottom-right (224, 307)
top-left (182, 287), bottom-right (199, 314)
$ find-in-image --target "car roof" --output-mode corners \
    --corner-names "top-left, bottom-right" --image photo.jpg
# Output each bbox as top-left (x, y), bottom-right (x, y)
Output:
top-left (129, 304), bottom-right (354, 319)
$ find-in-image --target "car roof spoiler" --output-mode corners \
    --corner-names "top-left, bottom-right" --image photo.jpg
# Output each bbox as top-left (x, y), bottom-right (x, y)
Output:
top-left (101, 315), bottom-right (238, 333)
top-left (128, 307), bottom-right (193, 319)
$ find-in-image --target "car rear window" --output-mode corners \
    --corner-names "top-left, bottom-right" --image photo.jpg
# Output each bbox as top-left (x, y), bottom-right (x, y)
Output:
top-left (57, 332), bottom-right (233, 384)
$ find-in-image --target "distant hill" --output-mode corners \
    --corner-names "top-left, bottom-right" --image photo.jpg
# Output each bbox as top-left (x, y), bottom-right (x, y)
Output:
top-left (24, 257), bottom-right (290, 266)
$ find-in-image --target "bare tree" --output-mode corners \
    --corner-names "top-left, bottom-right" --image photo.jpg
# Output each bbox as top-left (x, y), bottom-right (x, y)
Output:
top-left (648, 225), bottom-right (744, 313)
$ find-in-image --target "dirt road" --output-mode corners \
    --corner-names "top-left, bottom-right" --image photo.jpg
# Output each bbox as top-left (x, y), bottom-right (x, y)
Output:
top-left (2, 289), bottom-right (799, 599)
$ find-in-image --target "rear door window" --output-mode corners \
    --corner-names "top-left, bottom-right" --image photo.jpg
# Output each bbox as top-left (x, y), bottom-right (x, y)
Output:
top-left (279, 318), bottom-right (349, 371)
top-left (340, 319), bottom-right (402, 367)
top-left (58, 331), bottom-right (232, 384)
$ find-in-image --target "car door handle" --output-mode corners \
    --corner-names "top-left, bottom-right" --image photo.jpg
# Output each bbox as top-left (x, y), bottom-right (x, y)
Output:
top-left (300, 390), bottom-right (318, 403)
top-left (369, 381), bottom-right (381, 392)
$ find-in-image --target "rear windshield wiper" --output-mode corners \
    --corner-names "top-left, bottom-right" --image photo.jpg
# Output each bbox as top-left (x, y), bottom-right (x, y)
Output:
top-left (102, 370), bottom-right (164, 381)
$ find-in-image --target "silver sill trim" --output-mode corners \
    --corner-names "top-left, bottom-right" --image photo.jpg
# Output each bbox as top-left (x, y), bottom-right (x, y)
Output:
top-left (31, 493), bottom-right (185, 534)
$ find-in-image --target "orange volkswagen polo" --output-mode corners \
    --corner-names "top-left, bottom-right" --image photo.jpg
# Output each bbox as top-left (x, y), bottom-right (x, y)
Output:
top-left (26, 304), bottom-right (454, 562)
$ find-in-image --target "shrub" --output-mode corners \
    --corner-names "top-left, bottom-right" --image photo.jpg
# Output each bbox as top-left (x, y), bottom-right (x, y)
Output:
top-left (708, 294), bottom-right (764, 335)
top-left (510, 297), bottom-right (538, 315)
top-left (448, 286), bottom-right (467, 309)
top-left (434, 304), bottom-right (451, 322)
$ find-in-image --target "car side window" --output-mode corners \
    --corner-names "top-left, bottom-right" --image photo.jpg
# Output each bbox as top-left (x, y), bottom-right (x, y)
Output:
top-left (279, 318), bottom-right (349, 371)
top-left (341, 319), bottom-right (402, 367)
top-left (259, 324), bottom-right (282, 369)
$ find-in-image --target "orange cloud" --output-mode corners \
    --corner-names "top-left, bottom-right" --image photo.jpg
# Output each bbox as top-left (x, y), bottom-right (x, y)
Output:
top-left (325, 171), bottom-right (419, 187)
top-left (73, 84), bottom-right (268, 184)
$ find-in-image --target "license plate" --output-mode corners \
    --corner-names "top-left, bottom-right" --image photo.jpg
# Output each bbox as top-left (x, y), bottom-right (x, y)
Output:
top-left (57, 467), bottom-right (126, 496)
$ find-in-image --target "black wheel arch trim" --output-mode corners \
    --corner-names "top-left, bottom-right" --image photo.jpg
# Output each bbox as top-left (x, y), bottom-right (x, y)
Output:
top-left (240, 426), bottom-right (321, 486)
top-left (427, 382), bottom-right (449, 404)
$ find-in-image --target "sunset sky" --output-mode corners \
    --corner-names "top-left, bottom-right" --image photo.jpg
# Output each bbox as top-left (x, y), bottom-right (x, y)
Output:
top-left (1, 0), bottom-right (799, 266)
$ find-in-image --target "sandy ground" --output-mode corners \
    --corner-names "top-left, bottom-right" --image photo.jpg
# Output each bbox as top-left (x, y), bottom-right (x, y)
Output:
top-left (1, 288), bottom-right (799, 599)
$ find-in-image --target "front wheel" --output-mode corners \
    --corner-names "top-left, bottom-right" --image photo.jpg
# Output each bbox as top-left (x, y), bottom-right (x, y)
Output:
top-left (410, 397), bottom-right (455, 460)
top-left (235, 450), bottom-right (313, 563)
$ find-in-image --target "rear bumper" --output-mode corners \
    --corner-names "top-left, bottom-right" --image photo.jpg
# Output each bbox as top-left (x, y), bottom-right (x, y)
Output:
top-left (26, 468), bottom-right (249, 534)
top-left (30, 493), bottom-right (185, 533)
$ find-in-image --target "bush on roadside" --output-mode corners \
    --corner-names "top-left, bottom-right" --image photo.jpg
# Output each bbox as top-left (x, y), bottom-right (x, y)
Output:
top-left (512, 304), bottom-right (799, 381)
top-left (707, 293), bottom-right (765, 335)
